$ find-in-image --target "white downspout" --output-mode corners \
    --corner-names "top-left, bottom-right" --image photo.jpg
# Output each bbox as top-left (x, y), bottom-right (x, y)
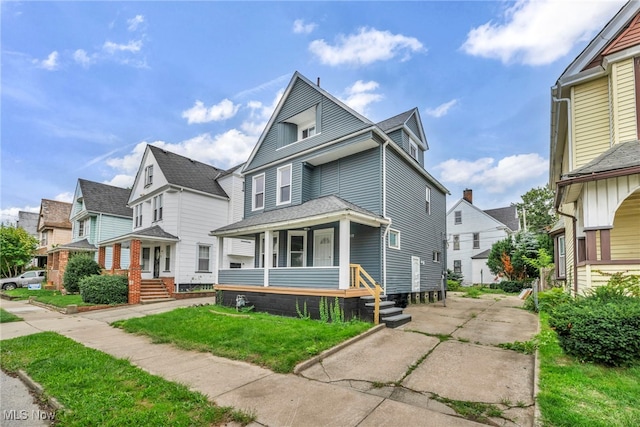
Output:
top-left (553, 96), bottom-right (573, 172)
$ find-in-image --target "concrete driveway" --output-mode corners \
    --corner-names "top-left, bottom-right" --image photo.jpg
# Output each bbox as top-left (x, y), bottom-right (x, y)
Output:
top-left (298, 293), bottom-right (539, 426)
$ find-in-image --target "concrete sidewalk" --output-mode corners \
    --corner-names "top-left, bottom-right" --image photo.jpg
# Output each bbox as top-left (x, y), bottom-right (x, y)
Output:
top-left (1, 293), bottom-right (538, 426)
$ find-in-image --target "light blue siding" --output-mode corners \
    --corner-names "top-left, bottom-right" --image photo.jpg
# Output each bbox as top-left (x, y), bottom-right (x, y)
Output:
top-left (385, 148), bottom-right (447, 294)
top-left (269, 268), bottom-right (338, 288)
top-left (219, 269), bottom-right (264, 286)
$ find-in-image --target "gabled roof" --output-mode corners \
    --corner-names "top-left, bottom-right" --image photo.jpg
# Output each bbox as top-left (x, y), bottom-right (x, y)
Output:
top-left (38, 199), bottom-right (72, 231)
top-left (557, 1), bottom-right (638, 85)
top-left (243, 72), bottom-right (374, 173)
top-left (471, 249), bottom-right (491, 259)
top-left (564, 140), bottom-right (640, 178)
top-left (376, 108), bottom-right (428, 150)
top-left (483, 206), bottom-right (520, 232)
top-left (77, 179), bottom-right (132, 218)
top-left (211, 195), bottom-right (389, 236)
top-left (147, 145), bottom-right (229, 198)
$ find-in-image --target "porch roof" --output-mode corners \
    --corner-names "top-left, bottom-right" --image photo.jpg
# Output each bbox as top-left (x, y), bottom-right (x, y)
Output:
top-left (98, 225), bottom-right (180, 246)
top-left (564, 140), bottom-right (640, 178)
top-left (211, 195), bottom-right (389, 237)
top-left (48, 238), bottom-right (96, 254)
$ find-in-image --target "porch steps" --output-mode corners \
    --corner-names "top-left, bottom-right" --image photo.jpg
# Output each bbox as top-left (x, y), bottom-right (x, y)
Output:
top-left (140, 279), bottom-right (174, 304)
top-left (360, 295), bottom-right (412, 328)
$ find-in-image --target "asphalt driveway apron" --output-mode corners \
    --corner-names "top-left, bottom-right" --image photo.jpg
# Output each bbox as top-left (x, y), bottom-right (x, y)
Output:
top-left (298, 293), bottom-right (539, 427)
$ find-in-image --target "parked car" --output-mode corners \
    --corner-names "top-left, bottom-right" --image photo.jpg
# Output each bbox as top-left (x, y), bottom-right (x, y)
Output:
top-left (0, 270), bottom-right (46, 291)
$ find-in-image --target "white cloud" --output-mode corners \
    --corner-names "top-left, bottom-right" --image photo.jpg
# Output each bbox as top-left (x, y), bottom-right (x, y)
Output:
top-left (54, 192), bottom-right (73, 203)
top-left (73, 49), bottom-right (95, 68)
top-left (309, 27), bottom-right (424, 66)
top-left (0, 206), bottom-right (39, 226)
top-left (106, 142), bottom-right (149, 175)
top-left (103, 40), bottom-right (143, 54)
top-left (293, 19), bottom-right (317, 34)
top-left (435, 153), bottom-right (548, 194)
top-left (34, 51), bottom-right (59, 70)
top-left (127, 15), bottom-right (145, 32)
top-left (339, 80), bottom-right (383, 115)
top-left (242, 90), bottom-right (284, 136)
top-left (104, 174), bottom-right (136, 189)
top-left (461, 0), bottom-right (625, 65)
top-left (182, 99), bottom-right (241, 124)
top-left (426, 99), bottom-right (458, 118)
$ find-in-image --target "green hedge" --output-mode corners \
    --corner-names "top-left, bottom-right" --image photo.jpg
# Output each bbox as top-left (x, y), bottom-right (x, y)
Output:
top-left (489, 280), bottom-right (529, 293)
top-left (79, 275), bottom-right (128, 305)
top-left (524, 287), bottom-right (572, 313)
top-left (549, 296), bottom-right (640, 366)
top-left (63, 255), bottom-right (101, 293)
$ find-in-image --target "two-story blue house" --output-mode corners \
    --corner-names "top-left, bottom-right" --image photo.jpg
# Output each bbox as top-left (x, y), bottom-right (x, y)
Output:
top-left (211, 72), bottom-right (448, 322)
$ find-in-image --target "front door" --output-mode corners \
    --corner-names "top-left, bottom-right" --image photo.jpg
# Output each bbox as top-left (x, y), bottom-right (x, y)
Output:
top-left (411, 256), bottom-right (420, 292)
top-left (313, 229), bottom-right (334, 267)
top-left (153, 246), bottom-right (161, 278)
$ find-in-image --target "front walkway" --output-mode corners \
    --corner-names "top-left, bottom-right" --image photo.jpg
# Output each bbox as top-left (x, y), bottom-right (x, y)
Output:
top-left (1, 294), bottom-right (538, 426)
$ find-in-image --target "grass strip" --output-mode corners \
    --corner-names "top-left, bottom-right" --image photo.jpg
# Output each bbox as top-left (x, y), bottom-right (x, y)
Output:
top-left (4, 289), bottom-right (90, 307)
top-left (0, 308), bottom-right (22, 323)
top-left (537, 312), bottom-right (640, 427)
top-left (113, 305), bottom-right (372, 373)
top-left (0, 332), bottom-right (252, 426)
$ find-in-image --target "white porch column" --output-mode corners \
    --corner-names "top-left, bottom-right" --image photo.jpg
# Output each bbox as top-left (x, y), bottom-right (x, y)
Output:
top-left (216, 236), bottom-right (224, 284)
top-left (264, 229), bottom-right (272, 287)
top-left (339, 218), bottom-right (350, 290)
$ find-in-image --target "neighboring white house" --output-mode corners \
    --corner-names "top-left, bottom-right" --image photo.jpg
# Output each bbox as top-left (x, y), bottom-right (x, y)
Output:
top-left (100, 145), bottom-right (254, 296)
top-left (446, 189), bottom-right (520, 285)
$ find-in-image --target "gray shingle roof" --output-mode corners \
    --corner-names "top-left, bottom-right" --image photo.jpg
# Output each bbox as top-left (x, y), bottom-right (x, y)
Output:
top-left (484, 206), bottom-right (520, 232)
top-left (130, 225), bottom-right (179, 240)
top-left (52, 238), bottom-right (97, 252)
top-left (564, 140), bottom-right (640, 178)
top-left (376, 108), bottom-right (416, 133)
top-left (78, 179), bottom-right (132, 218)
top-left (471, 249), bottom-right (491, 259)
top-left (213, 195), bottom-right (385, 234)
top-left (148, 145), bottom-right (229, 198)
top-left (38, 199), bottom-right (72, 230)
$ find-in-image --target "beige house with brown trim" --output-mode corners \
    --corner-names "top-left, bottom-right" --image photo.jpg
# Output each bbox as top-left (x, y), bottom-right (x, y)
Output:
top-left (35, 199), bottom-right (72, 268)
top-left (550, 1), bottom-right (640, 295)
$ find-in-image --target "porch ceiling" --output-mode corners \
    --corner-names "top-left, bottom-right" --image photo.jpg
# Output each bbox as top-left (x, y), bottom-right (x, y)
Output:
top-left (211, 195), bottom-right (389, 238)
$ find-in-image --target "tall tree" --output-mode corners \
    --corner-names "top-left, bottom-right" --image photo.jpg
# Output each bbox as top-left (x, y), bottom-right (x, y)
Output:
top-left (512, 186), bottom-right (557, 234)
top-left (0, 224), bottom-right (38, 278)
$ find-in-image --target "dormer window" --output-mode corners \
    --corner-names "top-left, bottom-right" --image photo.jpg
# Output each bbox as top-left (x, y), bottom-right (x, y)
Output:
top-left (278, 104), bottom-right (321, 148)
top-left (409, 140), bottom-right (418, 160)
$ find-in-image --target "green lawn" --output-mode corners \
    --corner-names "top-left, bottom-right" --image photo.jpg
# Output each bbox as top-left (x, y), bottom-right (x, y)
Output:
top-left (113, 305), bottom-right (372, 373)
top-left (4, 288), bottom-right (91, 307)
top-left (0, 308), bottom-right (22, 323)
top-left (0, 332), bottom-right (252, 426)
top-left (537, 313), bottom-right (640, 426)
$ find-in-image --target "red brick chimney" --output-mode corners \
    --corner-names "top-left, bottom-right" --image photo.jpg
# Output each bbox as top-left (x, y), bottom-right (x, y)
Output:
top-left (463, 188), bottom-right (473, 204)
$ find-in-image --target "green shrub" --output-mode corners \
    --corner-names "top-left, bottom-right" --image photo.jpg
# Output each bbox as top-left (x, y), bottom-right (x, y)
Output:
top-left (447, 280), bottom-right (462, 291)
top-left (79, 275), bottom-right (128, 305)
top-left (63, 255), bottom-right (101, 293)
top-left (489, 280), bottom-right (529, 293)
top-left (549, 296), bottom-right (640, 366)
top-left (524, 287), bottom-right (572, 313)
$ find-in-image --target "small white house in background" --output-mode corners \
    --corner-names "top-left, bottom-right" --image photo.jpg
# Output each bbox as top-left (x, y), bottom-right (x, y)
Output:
top-left (446, 189), bottom-right (520, 285)
top-left (99, 144), bottom-right (254, 299)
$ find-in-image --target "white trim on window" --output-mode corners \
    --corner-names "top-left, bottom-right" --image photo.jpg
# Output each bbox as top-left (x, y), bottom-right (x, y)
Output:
top-left (277, 164), bottom-right (292, 206)
top-left (432, 251), bottom-right (441, 263)
top-left (388, 229), bottom-right (400, 249)
top-left (153, 194), bottom-right (163, 222)
top-left (144, 165), bottom-right (153, 186)
top-left (197, 244), bottom-right (212, 272)
top-left (252, 173), bottom-right (265, 211)
top-left (409, 139), bottom-right (418, 160)
top-left (287, 230), bottom-right (307, 267)
top-left (425, 186), bottom-right (431, 215)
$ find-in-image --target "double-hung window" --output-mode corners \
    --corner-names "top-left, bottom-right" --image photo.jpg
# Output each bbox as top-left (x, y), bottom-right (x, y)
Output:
top-left (557, 235), bottom-right (566, 278)
top-left (277, 164), bottom-right (292, 205)
top-left (389, 229), bottom-right (400, 249)
top-left (144, 165), bottom-right (153, 186)
top-left (252, 174), bottom-right (265, 211)
top-left (197, 245), bottom-right (211, 272)
top-left (454, 210), bottom-right (462, 224)
top-left (78, 219), bottom-right (87, 237)
top-left (259, 234), bottom-right (279, 268)
top-left (473, 233), bottom-right (480, 249)
top-left (409, 140), bottom-right (418, 160)
top-left (453, 235), bottom-right (460, 250)
top-left (453, 260), bottom-right (462, 274)
top-left (288, 231), bottom-right (306, 267)
top-left (164, 245), bottom-right (171, 271)
top-left (153, 194), bottom-right (163, 221)
top-left (142, 248), bottom-right (150, 272)
top-left (134, 204), bottom-right (142, 228)
top-left (432, 251), bottom-right (441, 263)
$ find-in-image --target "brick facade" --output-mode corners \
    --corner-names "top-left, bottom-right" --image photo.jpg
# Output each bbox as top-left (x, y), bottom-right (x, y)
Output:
top-left (128, 239), bottom-right (141, 304)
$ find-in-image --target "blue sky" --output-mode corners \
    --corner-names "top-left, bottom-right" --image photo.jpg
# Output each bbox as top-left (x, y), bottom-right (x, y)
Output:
top-left (0, 0), bottom-right (627, 223)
